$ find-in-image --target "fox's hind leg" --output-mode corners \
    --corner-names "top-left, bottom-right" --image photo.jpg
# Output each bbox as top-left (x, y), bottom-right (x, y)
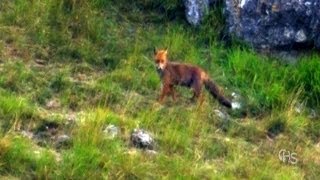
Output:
top-left (191, 79), bottom-right (202, 102)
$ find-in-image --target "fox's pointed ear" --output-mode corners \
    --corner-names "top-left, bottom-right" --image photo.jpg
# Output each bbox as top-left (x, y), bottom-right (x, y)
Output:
top-left (153, 47), bottom-right (157, 55)
top-left (164, 48), bottom-right (168, 54)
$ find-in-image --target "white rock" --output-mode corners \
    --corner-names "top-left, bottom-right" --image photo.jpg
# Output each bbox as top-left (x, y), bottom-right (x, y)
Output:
top-left (231, 102), bottom-right (241, 110)
top-left (130, 129), bottom-right (154, 150)
top-left (46, 98), bottom-right (61, 109)
top-left (103, 124), bottom-right (119, 139)
top-left (20, 130), bottom-right (34, 139)
top-left (145, 150), bottom-right (158, 155)
top-left (214, 109), bottom-right (228, 120)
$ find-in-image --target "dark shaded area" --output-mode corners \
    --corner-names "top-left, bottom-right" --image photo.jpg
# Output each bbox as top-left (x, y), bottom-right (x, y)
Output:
top-left (267, 119), bottom-right (285, 139)
top-left (33, 121), bottom-right (72, 149)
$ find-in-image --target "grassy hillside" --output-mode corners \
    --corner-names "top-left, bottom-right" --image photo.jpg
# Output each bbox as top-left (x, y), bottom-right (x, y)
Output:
top-left (0, 0), bottom-right (320, 179)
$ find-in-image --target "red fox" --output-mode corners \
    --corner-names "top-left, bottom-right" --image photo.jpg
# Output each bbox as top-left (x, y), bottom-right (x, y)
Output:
top-left (154, 48), bottom-right (232, 108)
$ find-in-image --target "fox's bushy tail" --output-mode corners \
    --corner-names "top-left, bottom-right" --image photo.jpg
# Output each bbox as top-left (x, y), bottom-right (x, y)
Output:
top-left (204, 79), bottom-right (232, 108)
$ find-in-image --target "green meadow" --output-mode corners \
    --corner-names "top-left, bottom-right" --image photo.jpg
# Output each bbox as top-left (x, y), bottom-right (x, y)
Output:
top-left (0, 0), bottom-right (319, 179)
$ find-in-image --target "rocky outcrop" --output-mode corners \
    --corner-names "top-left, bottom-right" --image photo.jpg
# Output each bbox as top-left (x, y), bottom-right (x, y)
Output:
top-left (224, 0), bottom-right (320, 49)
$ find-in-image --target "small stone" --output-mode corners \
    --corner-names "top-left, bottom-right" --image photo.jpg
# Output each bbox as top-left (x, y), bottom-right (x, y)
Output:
top-left (231, 92), bottom-right (242, 110)
top-left (145, 150), bottom-right (158, 155)
top-left (66, 113), bottom-right (76, 122)
top-left (231, 102), bottom-right (241, 110)
top-left (103, 124), bottom-right (119, 139)
top-left (231, 92), bottom-right (240, 99)
top-left (46, 99), bottom-right (61, 109)
top-left (130, 129), bottom-right (154, 150)
top-left (55, 134), bottom-right (71, 149)
top-left (56, 134), bottom-right (70, 142)
top-left (34, 59), bottom-right (46, 65)
top-left (20, 130), bottom-right (34, 139)
top-left (65, 112), bottom-right (77, 126)
top-left (214, 109), bottom-right (228, 120)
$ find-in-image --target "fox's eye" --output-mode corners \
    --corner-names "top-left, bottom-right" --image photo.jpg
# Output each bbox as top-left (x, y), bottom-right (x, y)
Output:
top-left (160, 60), bottom-right (164, 63)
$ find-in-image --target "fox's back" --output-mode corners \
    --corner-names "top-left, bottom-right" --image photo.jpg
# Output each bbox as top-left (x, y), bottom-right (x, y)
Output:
top-left (164, 62), bottom-right (204, 86)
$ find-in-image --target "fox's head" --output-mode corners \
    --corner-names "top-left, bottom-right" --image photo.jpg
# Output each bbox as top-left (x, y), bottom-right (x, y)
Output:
top-left (154, 48), bottom-right (168, 70)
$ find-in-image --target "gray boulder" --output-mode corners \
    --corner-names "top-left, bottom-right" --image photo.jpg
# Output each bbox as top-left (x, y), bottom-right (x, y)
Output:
top-left (184, 0), bottom-right (210, 26)
top-left (225, 0), bottom-right (320, 49)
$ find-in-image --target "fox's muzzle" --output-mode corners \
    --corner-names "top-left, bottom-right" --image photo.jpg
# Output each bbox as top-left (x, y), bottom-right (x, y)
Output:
top-left (156, 63), bottom-right (165, 70)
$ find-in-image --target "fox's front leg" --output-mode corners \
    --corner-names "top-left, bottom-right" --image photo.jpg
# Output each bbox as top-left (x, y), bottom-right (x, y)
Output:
top-left (159, 83), bottom-right (170, 103)
top-left (170, 85), bottom-right (177, 102)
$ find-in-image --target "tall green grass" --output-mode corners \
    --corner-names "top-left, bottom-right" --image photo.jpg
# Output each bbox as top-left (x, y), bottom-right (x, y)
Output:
top-left (0, 136), bottom-right (57, 179)
top-left (0, 90), bottom-right (35, 133)
top-left (220, 48), bottom-right (320, 113)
